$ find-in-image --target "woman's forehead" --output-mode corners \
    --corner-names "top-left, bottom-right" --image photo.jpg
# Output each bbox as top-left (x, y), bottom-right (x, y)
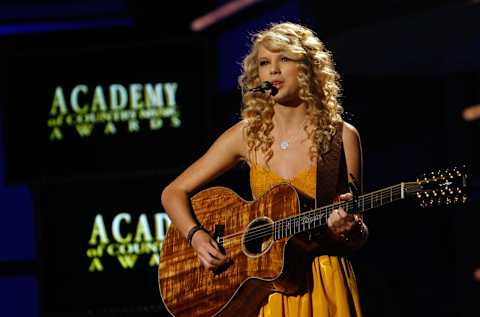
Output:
top-left (257, 44), bottom-right (299, 60)
top-left (257, 45), bottom-right (279, 56)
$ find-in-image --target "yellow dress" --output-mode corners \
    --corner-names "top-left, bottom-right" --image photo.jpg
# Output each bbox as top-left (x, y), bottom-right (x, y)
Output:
top-left (250, 163), bottom-right (363, 317)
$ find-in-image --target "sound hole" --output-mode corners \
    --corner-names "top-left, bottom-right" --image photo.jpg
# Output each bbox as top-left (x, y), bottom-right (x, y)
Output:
top-left (243, 217), bottom-right (273, 257)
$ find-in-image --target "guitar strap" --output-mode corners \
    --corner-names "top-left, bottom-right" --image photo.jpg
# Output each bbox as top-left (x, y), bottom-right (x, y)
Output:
top-left (315, 121), bottom-right (349, 208)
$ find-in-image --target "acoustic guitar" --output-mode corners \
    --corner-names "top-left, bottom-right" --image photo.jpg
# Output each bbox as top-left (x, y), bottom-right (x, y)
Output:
top-left (158, 167), bottom-right (467, 317)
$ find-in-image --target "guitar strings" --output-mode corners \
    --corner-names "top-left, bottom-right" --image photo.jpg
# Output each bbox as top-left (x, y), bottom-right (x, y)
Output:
top-left (218, 182), bottom-right (420, 247)
top-left (222, 182), bottom-right (418, 246)
top-left (223, 185), bottom-right (411, 246)
top-left (222, 178), bottom-right (460, 246)
top-left (220, 184), bottom-right (409, 246)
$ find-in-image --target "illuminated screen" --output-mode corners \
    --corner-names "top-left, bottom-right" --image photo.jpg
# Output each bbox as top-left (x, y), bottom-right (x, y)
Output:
top-left (37, 178), bottom-right (172, 316)
top-left (3, 34), bottom-right (210, 183)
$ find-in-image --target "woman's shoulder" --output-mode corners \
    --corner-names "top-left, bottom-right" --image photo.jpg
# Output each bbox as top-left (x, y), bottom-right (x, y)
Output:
top-left (215, 120), bottom-right (249, 159)
top-left (222, 120), bottom-right (247, 140)
top-left (341, 120), bottom-right (360, 139)
top-left (341, 120), bottom-right (361, 151)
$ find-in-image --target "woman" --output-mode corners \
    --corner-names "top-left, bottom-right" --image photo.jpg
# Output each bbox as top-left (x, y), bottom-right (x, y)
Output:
top-left (161, 22), bottom-right (368, 317)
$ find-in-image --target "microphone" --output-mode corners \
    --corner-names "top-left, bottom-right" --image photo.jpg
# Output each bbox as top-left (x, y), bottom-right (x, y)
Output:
top-left (248, 81), bottom-right (278, 96)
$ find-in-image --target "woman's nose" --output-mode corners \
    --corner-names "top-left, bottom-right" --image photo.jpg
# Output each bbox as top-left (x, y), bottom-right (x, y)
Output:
top-left (270, 63), bottom-right (280, 75)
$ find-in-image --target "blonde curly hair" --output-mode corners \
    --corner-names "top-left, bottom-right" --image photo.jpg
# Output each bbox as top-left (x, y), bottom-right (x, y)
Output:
top-left (239, 22), bottom-right (343, 164)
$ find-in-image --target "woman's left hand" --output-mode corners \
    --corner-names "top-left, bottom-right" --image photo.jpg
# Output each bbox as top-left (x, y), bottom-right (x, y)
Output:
top-left (326, 193), bottom-right (358, 239)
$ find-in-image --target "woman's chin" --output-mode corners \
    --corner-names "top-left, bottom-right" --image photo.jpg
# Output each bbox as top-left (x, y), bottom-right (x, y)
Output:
top-left (273, 95), bottom-right (303, 108)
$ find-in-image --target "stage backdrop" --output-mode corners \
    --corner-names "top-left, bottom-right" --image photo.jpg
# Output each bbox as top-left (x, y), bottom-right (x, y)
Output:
top-left (3, 32), bottom-right (211, 184)
top-left (2, 30), bottom-right (212, 316)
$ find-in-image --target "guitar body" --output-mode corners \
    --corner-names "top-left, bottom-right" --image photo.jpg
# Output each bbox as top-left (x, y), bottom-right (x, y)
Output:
top-left (158, 183), bottom-right (316, 317)
top-left (159, 166), bottom-right (468, 317)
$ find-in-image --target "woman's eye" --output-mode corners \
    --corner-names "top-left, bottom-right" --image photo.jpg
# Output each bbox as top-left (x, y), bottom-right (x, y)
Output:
top-left (281, 57), bottom-right (289, 62)
top-left (259, 60), bottom-right (268, 66)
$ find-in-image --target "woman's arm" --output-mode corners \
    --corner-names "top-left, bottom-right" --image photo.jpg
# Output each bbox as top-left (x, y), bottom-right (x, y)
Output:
top-left (326, 122), bottom-right (368, 250)
top-left (161, 121), bottom-right (248, 268)
top-left (343, 121), bottom-right (363, 193)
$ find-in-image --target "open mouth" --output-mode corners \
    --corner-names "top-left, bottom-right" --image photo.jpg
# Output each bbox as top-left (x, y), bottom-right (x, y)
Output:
top-left (271, 81), bottom-right (282, 88)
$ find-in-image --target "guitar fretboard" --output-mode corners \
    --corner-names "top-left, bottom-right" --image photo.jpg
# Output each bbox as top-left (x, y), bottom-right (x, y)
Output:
top-left (273, 182), bottom-right (420, 240)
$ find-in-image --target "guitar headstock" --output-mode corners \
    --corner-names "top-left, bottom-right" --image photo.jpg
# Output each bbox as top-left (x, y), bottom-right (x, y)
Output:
top-left (413, 166), bottom-right (468, 208)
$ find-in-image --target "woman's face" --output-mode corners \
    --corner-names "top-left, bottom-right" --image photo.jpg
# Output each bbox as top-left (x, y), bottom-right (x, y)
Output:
top-left (257, 45), bottom-right (302, 106)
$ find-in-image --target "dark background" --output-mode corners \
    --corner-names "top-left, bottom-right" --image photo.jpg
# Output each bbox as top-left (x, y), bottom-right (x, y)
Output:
top-left (0, 0), bottom-right (479, 316)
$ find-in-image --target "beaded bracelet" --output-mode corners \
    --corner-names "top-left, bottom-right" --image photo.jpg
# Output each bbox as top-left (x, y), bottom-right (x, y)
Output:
top-left (186, 225), bottom-right (205, 246)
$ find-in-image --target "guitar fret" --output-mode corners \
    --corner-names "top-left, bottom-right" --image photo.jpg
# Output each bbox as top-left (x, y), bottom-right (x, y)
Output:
top-left (272, 181), bottom-right (461, 245)
top-left (273, 184), bottom-right (408, 240)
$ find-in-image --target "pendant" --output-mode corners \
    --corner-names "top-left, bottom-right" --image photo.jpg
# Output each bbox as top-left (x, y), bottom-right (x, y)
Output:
top-left (280, 141), bottom-right (289, 150)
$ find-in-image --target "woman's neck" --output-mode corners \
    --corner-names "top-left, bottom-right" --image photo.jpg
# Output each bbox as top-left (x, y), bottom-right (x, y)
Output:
top-left (273, 103), bottom-right (308, 134)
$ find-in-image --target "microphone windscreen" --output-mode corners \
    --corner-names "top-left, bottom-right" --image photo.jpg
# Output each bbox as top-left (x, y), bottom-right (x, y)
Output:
top-left (261, 81), bottom-right (278, 96)
top-left (260, 81), bottom-right (272, 90)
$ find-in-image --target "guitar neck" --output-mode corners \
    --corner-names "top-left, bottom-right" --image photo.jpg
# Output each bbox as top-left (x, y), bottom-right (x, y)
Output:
top-left (273, 181), bottom-right (419, 240)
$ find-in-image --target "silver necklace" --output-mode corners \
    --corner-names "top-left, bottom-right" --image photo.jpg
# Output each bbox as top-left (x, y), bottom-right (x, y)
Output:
top-left (278, 118), bottom-right (307, 150)
top-left (280, 140), bottom-right (290, 150)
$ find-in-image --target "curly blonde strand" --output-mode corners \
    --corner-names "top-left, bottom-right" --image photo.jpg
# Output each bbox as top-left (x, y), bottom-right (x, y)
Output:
top-left (239, 22), bottom-right (343, 164)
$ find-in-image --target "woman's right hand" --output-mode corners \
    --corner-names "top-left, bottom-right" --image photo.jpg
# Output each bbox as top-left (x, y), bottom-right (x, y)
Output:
top-left (190, 230), bottom-right (228, 270)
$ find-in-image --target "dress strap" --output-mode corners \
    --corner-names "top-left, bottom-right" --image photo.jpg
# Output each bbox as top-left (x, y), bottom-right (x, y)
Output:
top-left (315, 121), bottom-right (349, 208)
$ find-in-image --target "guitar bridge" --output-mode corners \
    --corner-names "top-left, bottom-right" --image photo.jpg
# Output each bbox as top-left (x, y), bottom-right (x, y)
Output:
top-left (214, 224), bottom-right (225, 248)
top-left (212, 224), bottom-right (232, 275)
